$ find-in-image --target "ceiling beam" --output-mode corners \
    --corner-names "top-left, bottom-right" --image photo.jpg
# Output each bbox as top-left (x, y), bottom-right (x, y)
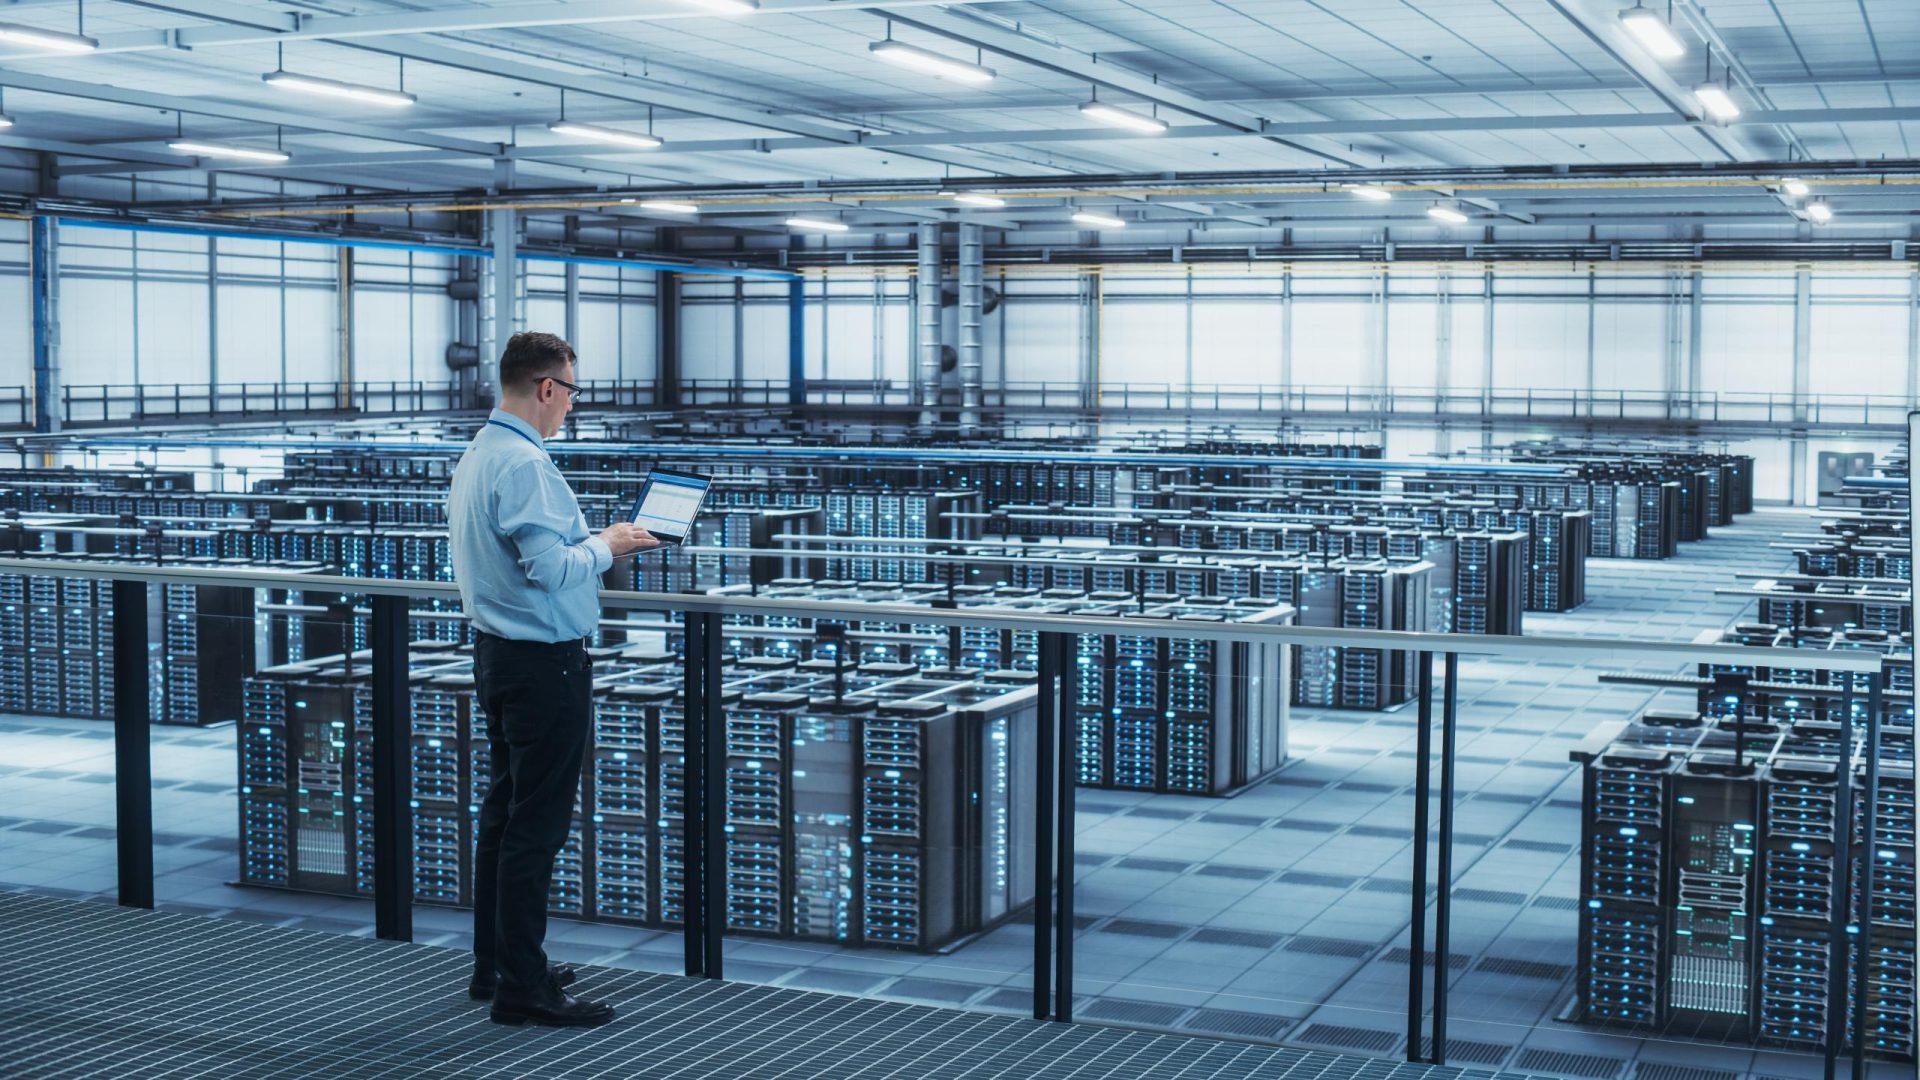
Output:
top-left (0, 66), bottom-right (504, 156)
top-left (1541, 0), bottom-right (1755, 163)
top-left (59, 106), bottom-right (1915, 179)
top-left (123, 0), bottom-right (864, 144)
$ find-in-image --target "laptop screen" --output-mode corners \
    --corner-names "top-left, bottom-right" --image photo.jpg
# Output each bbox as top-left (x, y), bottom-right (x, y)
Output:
top-left (631, 472), bottom-right (709, 542)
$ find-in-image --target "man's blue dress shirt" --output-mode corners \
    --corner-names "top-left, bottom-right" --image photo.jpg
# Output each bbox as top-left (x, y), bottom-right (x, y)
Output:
top-left (447, 409), bottom-right (611, 642)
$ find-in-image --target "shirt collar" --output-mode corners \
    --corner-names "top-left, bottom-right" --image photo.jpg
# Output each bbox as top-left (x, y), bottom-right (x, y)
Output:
top-left (486, 408), bottom-right (544, 448)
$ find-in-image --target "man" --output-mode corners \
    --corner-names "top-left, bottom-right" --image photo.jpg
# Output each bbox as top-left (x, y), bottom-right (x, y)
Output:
top-left (447, 331), bottom-right (657, 1027)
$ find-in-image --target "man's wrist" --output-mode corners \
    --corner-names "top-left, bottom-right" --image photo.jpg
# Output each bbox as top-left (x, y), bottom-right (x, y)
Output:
top-left (584, 534), bottom-right (614, 571)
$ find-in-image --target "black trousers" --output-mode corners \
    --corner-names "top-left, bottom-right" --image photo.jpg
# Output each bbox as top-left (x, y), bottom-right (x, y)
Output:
top-left (471, 631), bottom-right (592, 996)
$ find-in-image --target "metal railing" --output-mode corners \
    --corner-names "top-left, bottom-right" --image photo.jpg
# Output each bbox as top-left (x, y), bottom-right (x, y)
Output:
top-left (0, 385), bottom-right (29, 429)
top-left (60, 381), bottom-right (464, 425)
top-left (0, 555), bottom-right (1895, 1077)
top-left (648, 379), bottom-right (1915, 426)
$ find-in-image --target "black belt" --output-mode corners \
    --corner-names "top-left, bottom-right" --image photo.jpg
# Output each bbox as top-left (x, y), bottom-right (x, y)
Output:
top-left (475, 630), bottom-right (591, 651)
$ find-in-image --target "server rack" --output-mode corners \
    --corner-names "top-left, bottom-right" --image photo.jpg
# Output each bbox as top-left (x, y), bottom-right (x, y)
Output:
top-left (1573, 712), bottom-right (1916, 1060)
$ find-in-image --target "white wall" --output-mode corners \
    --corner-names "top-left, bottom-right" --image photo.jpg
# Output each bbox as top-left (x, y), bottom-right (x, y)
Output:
top-left (0, 225), bottom-right (659, 420)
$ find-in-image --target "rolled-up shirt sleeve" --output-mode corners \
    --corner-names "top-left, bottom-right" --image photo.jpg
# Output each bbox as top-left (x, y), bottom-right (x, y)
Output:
top-left (496, 459), bottom-right (612, 592)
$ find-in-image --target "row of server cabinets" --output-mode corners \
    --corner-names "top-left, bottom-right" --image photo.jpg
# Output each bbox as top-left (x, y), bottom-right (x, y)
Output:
top-left (1573, 711), bottom-right (1914, 1061)
top-left (238, 643), bottom-right (1044, 950)
top-left (725, 580), bottom-right (1294, 796)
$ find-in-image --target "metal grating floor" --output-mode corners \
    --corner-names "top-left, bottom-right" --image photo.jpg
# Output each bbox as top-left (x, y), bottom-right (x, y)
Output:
top-left (0, 891), bottom-right (1526, 1080)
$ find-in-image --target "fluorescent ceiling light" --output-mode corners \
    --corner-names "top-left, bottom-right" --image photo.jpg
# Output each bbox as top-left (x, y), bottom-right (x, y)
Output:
top-left (548, 120), bottom-right (663, 149)
top-left (1345, 184), bottom-right (1392, 202)
top-left (1780, 178), bottom-right (1810, 197)
top-left (1427, 204), bottom-right (1469, 224)
top-left (1071, 210), bottom-right (1125, 228)
top-left (1618, 7), bottom-right (1687, 59)
top-left (0, 22), bottom-right (98, 54)
top-left (0, 113), bottom-right (12, 130)
top-left (869, 40), bottom-right (995, 83)
top-left (787, 216), bottom-right (849, 232)
top-left (1692, 82), bottom-right (1740, 121)
top-left (168, 140), bottom-right (292, 163)
top-left (943, 191), bottom-right (1007, 209)
top-left (1078, 101), bottom-right (1167, 134)
top-left (678, 0), bottom-right (758, 12)
top-left (263, 70), bottom-right (417, 108)
top-left (1805, 200), bottom-right (1833, 224)
top-left (638, 200), bottom-right (700, 214)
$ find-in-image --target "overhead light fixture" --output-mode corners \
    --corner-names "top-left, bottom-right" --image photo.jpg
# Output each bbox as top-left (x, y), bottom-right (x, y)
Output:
top-left (787, 216), bottom-right (849, 233)
top-left (0, 113), bottom-right (12, 130)
top-left (869, 40), bottom-right (996, 83)
top-left (638, 200), bottom-right (700, 214)
top-left (678, 0), bottom-right (759, 12)
top-left (1805, 200), bottom-right (1833, 224)
top-left (1618, 6), bottom-right (1687, 59)
top-left (548, 120), bottom-right (664, 149)
top-left (167, 140), bottom-right (292, 163)
top-left (0, 22), bottom-right (98, 54)
top-left (1427, 204), bottom-right (1469, 224)
top-left (1692, 82), bottom-right (1740, 121)
top-left (1345, 184), bottom-right (1392, 202)
top-left (1079, 100), bottom-right (1168, 134)
top-left (1071, 210), bottom-right (1125, 229)
top-left (943, 191), bottom-right (1007, 209)
top-left (1780, 178), bottom-right (1810, 197)
top-left (264, 71), bottom-right (417, 108)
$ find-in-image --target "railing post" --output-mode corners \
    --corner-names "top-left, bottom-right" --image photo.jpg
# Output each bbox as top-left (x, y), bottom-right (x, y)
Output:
top-left (370, 593), bottom-right (413, 942)
top-left (111, 578), bottom-right (153, 910)
top-left (1408, 650), bottom-right (1434, 1062)
top-left (1432, 650), bottom-right (1459, 1065)
top-left (682, 610), bottom-right (725, 978)
top-left (1053, 631), bottom-right (1076, 1022)
top-left (1033, 630), bottom-right (1058, 1019)
top-left (1853, 667), bottom-right (1883, 1080)
top-left (1824, 674), bottom-right (1856, 1080)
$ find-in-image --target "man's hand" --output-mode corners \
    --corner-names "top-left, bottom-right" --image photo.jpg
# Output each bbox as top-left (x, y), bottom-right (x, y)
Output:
top-left (599, 522), bottom-right (662, 558)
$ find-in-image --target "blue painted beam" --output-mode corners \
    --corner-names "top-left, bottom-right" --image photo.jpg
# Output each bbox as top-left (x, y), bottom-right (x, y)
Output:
top-left (30, 217), bottom-right (54, 433)
top-left (788, 276), bottom-right (806, 407)
top-left (61, 433), bottom-right (1573, 475)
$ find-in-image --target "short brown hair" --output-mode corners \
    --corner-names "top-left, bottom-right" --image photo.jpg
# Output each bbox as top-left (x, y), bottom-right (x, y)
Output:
top-left (499, 332), bottom-right (576, 393)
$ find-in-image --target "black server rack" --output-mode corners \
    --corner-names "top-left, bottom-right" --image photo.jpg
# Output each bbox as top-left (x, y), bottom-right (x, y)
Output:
top-left (1573, 713), bottom-right (1916, 1061)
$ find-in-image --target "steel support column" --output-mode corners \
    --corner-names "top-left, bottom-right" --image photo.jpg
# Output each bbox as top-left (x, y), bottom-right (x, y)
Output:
top-left (657, 270), bottom-right (681, 408)
top-left (485, 203), bottom-right (518, 404)
top-left (1791, 268), bottom-right (1813, 504)
top-left (916, 223), bottom-right (942, 418)
top-left (788, 275), bottom-right (806, 407)
top-left (30, 216), bottom-right (59, 433)
top-left (958, 222), bottom-right (984, 433)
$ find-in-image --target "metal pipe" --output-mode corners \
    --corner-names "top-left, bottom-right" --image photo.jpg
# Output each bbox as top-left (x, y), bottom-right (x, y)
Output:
top-left (958, 222), bottom-right (984, 433)
top-left (916, 223), bottom-right (942, 416)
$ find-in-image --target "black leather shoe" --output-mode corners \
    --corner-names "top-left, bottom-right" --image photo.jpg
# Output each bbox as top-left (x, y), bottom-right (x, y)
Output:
top-left (468, 963), bottom-right (577, 1001)
top-left (489, 987), bottom-right (615, 1028)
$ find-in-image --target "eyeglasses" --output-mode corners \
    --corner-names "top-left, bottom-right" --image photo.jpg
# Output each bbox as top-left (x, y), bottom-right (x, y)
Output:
top-left (545, 375), bottom-right (583, 403)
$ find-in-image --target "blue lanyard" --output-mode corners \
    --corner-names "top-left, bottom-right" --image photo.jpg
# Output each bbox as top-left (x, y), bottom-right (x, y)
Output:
top-left (487, 419), bottom-right (544, 452)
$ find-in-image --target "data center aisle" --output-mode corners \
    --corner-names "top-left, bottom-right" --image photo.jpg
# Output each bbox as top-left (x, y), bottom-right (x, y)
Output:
top-left (1, 509), bottom-right (1895, 1080)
